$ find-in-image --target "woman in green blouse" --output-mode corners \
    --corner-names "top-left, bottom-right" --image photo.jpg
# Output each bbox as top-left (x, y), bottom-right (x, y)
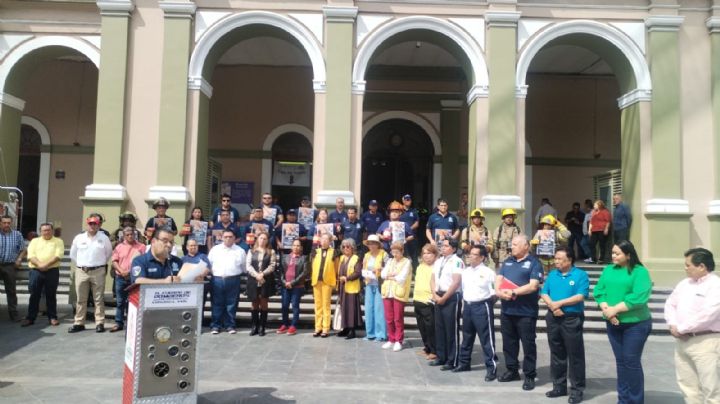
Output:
top-left (593, 240), bottom-right (652, 404)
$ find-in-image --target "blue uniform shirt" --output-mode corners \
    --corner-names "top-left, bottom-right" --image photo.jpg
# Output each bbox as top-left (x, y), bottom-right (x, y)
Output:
top-left (376, 220), bottom-right (414, 251)
top-left (499, 254), bottom-right (544, 317)
top-left (426, 212), bottom-right (459, 240)
top-left (329, 210), bottom-right (348, 225)
top-left (540, 266), bottom-right (589, 314)
top-left (361, 211), bottom-right (385, 234)
top-left (399, 208), bottom-right (419, 227)
top-left (211, 207), bottom-right (241, 225)
top-left (181, 252), bottom-right (210, 268)
top-left (130, 251), bottom-right (183, 283)
top-left (341, 219), bottom-right (364, 246)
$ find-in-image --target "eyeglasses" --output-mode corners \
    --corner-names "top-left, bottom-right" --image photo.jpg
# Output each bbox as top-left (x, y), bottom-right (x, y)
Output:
top-left (341, 245), bottom-right (352, 249)
top-left (158, 238), bottom-right (175, 245)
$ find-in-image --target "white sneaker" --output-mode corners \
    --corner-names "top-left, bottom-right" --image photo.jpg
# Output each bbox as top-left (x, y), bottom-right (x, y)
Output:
top-left (393, 342), bottom-right (403, 352)
top-left (583, 258), bottom-right (593, 263)
top-left (382, 341), bottom-right (393, 349)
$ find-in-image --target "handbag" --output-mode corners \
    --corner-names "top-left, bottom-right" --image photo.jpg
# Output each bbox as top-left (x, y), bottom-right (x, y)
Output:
top-left (332, 301), bottom-right (343, 331)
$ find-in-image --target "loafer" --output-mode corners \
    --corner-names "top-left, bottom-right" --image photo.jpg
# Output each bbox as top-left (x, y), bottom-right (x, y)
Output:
top-left (110, 325), bottom-right (123, 333)
top-left (428, 359), bottom-right (443, 367)
top-left (498, 371), bottom-right (521, 382)
top-left (522, 377), bottom-right (536, 391)
top-left (20, 319), bottom-right (34, 327)
top-left (96, 324), bottom-right (105, 333)
top-left (568, 393), bottom-right (583, 404)
top-left (451, 365), bottom-right (471, 373)
top-left (485, 371), bottom-right (497, 382)
top-left (320, 333), bottom-right (329, 338)
top-left (68, 324), bottom-right (86, 333)
top-left (312, 331), bottom-right (322, 337)
top-left (441, 364), bottom-right (454, 371)
top-left (546, 388), bottom-right (568, 398)
top-left (49, 319), bottom-right (60, 326)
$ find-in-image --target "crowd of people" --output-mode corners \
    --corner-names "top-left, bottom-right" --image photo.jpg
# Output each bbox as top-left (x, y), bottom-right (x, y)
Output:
top-left (0, 190), bottom-right (717, 404)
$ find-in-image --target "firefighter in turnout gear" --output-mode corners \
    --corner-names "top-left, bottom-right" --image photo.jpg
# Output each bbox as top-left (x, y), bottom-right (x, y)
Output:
top-left (531, 214), bottom-right (571, 274)
top-left (491, 209), bottom-right (522, 268)
top-left (461, 209), bottom-right (492, 265)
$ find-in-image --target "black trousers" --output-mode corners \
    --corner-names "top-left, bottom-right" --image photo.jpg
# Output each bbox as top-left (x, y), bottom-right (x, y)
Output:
top-left (434, 293), bottom-right (462, 367)
top-left (546, 313), bottom-right (586, 394)
top-left (500, 313), bottom-right (538, 378)
top-left (414, 301), bottom-right (436, 354)
top-left (459, 299), bottom-right (497, 371)
top-left (590, 232), bottom-right (608, 262)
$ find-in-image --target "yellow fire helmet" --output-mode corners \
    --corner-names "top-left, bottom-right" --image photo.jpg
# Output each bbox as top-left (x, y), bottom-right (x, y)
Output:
top-left (540, 214), bottom-right (556, 225)
top-left (501, 208), bottom-right (517, 218)
top-left (470, 208), bottom-right (485, 219)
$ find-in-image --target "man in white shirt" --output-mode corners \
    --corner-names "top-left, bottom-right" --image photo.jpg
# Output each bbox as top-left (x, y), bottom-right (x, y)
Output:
top-left (208, 229), bottom-right (246, 334)
top-left (69, 215), bottom-right (113, 333)
top-left (453, 245), bottom-right (498, 381)
top-left (429, 239), bottom-right (464, 371)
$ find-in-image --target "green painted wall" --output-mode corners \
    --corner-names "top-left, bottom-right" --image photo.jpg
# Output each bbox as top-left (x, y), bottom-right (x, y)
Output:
top-left (157, 17), bottom-right (193, 186)
top-left (93, 15), bottom-right (130, 184)
top-left (648, 30), bottom-right (682, 198)
top-left (712, 33), bottom-right (720, 197)
top-left (323, 21), bottom-right (354, 190)
top-left (487, 26), bottom-right (517, 196)
top-left (194, 94), bottom-right (210, 205)
top-left (441, 106), bottom-right (461, 207)
top-left (0, 105), bottom-right (22, 187)
top-left (468, 101), bottom-right (478, 209)
top-left (620, 102), bottom-right (642, 244)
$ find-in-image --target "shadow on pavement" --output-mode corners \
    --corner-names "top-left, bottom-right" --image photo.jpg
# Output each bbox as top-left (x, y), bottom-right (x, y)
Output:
top-left (0, 313), bottom-right (57, 361)
top-left (200, 387), bottom-right (295, 403)
top-left (645, 390), bottom-right (684, 403)
top-left (0, 381), bottom-right (13, 389)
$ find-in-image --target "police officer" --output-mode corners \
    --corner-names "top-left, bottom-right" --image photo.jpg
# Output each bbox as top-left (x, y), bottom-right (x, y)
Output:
top-left (426, 199), bottom-right (460, 245)
top-left (491, 208), bottom-right (522, 269)
top-left (131, 229), bottom-right (183, 284)
top-left (429, 239), bottom-right (464, 371)
top-left (361, 200), bottom-right (384, 239)
top-left (341, 207), bottom-right (364, 252)
top-left (453, 245), bottom-right (498, 381)
top-left (400, 194), bottom-right (420, 266)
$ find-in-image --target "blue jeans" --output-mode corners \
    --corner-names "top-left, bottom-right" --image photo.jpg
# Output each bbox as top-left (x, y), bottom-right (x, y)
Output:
top-left (606, 319), bottom-right (652, 404)
top-left (27, 268), bottom-right (60, 321)
top-left (114, 276), bottom-right (131, 326)
top-left (580, 235), bottom-right (592, 258)
top-left (281, 287), bottom-right (304, 327)
top-left (211, 275), bottom-right (241, 330)
top-left (364, 284), bottom-right (386, 340)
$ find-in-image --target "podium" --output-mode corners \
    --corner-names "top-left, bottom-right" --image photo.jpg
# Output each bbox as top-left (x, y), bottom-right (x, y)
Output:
top-left (122, 283), bottom-right (203, 404)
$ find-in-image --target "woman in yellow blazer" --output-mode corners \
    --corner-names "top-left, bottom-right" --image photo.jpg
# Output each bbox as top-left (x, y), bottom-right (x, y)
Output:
top-left (381, 241), bottom-right (413, 352)
top-left (310, 233), bottom-right (338, 337)
top-left (337, 238), bottom-right (363, 339)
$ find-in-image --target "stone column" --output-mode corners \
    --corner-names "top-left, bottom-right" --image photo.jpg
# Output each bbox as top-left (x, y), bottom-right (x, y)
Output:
top-left (0, 94), bottom-right (24, 189)
top-left (643, 15), bottom-right (691, 282)
top-left (80, 0), bottom-right (135, 230)
top-left (707, 16), bottom-right (720, 251)
top-left (315, 5), bottom-right (357, 208)
top-left (149, 0), bottom-right (197, 222)
top-left (440, 100), bottom-right (462, 209)
top-left (481, 11), bottom-right (523, 224)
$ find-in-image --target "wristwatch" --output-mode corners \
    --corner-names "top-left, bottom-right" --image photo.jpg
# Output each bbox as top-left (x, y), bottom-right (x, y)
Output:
top-left (511, 290), bottom-right (517, 298)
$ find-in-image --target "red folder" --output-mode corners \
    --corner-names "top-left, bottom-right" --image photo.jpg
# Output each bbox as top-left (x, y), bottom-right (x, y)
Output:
top-left (499, 277), bottom-right (520, 290)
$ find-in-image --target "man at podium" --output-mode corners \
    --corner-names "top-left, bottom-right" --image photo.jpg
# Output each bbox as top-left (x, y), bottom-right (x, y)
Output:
top-left (131, 229), bottom-right (184, 284)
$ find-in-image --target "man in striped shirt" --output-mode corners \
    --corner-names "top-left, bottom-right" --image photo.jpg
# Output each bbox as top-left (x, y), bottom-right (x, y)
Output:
top-left (0, 214), bottom-right (26, 322)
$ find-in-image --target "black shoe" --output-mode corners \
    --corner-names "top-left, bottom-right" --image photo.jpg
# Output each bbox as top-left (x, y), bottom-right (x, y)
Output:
top-left (568, 393), bottom-right (583, 404)
top-left (546, 388), bottom-right (568, 398)
top-left (522, 377), bottom-right (536, 391)
top-left (337, 328), bottom-right (349, 337)
top-left (313, 331), bottom-right (322, 337)
top-left (428, 359), bottom-right (443, 367)
top-left (68, 324), bottom-right (86, 333)
top-left (345, 329), bottom-right (356, 340)
top-left (498, 371), bottom-right (521, 382)
top-left (452, 365), bottom-right (471, 373)
top-left (320, 333), bottom-right (329, 338)
top-left (249, 310), bottom-right (259, 336)
top-left (441, 364), bottom-right (454, 371)
top-left (96, 324), bottom-right (105, 333)
top-left (485, 370), bottom-right (497, 381)
top-left (258, 311), bottom-right (268, 336)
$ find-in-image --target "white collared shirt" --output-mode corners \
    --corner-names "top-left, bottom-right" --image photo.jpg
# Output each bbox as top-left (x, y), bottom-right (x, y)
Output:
top-left (462, 263), bottom-right (496, 302)
top-left (433, 253), bottom-right (464, 292)
top-left (70, 231), bottom-right (112, 267)
top-left (208, 243), bottom-right (246, 277)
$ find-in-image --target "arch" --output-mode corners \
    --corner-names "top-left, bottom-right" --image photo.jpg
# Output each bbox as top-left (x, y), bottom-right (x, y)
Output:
top-left (188, 11), bottom-right (326, 92)
top-left (262, 123), bottom-right (314, 151)
top-left (0, 35), bottom-right (100, 94)
top-left (20, 116), bottom-right (50, 228)
top-left (362, 111), bottom-right (442, 156)
top-left (352, 16), bottom-right (488, 91)
top-left (516, 20), bottom-right (651, 93)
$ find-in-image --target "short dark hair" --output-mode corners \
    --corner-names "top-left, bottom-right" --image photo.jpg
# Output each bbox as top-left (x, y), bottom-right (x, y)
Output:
top-left (446, 238), bottom-right (458, 250)
top-left (684, 248), bottom-right (715, 272)
top-left (437, 198), bottom-right (448, 205)
top-left (39, 222), bottom-right (54, 231)
top-left (555, 246), bottom-right (574, 264)
top-left (347, 207), bottom-right (357, 213)
top-left (221, 193), bottom-right (231, 199)
top-left (470, 245), bottom-right (488, 258)
top-left (153, 229), bottom-right (174, 240)
top-left (222, 229), bottom-right (236, 237)
top-left (1, 215), bottom-right (13, 222)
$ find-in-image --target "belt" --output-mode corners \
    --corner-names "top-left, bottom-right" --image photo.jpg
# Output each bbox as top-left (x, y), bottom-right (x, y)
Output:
top-left (465, 297), bottom-right (494, 305)
top-left (0, 262), bottom-right (16, 265)
top-left (78, 265), bottom-right (106, 271)
top-left (688, 330), bottom-right (719, 338)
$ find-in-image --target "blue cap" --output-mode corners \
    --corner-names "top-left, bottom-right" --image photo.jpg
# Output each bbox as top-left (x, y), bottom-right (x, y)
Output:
top-left (287, 209), bottom-right (297, 215)
top-left (402, 194), bottom-right (412, 200)
top-left (369, 200), bottom-right (378, 206)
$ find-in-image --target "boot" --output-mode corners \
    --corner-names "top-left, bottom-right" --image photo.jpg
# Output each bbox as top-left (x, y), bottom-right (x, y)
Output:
top-left (259, 311), bottom-right (268, 336)
top-left (249, 310), bottom-right (259, 336)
